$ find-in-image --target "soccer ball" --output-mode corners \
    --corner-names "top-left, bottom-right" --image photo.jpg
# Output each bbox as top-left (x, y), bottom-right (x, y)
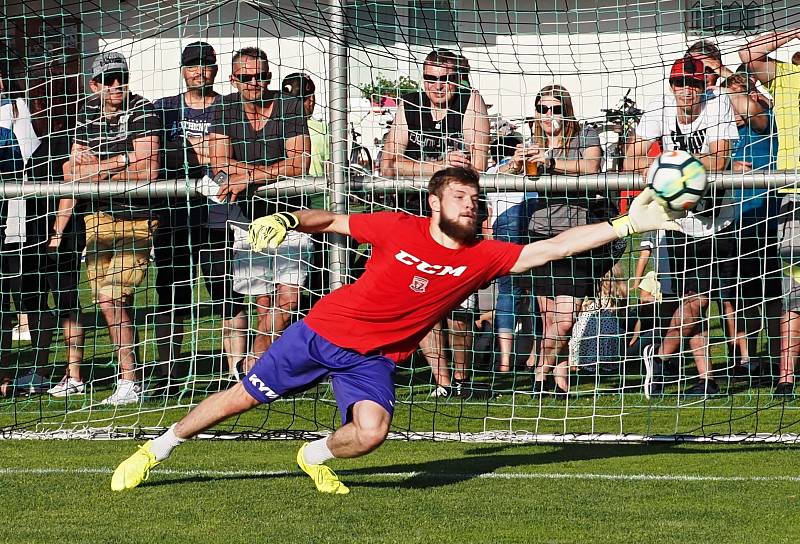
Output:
top-left (646, 150), bottom-right (708, 212)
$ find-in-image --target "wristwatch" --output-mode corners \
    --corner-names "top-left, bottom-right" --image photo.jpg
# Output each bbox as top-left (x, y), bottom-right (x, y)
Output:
top-left (121, 152), bottom-right (130, 168)
top-left (547, 157), bottom-right (556, 171)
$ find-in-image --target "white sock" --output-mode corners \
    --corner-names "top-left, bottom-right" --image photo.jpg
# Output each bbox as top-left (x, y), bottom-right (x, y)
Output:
top-left (303, 436), bottom-right (335, 465)
top-left (149, 424), bottom-right (186, 462)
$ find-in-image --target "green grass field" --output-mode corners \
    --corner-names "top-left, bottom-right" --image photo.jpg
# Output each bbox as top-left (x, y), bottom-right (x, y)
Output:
top-left (2, 439), bottom-right (799, 544)
top-left (2, 236), bottom-right (800, 542)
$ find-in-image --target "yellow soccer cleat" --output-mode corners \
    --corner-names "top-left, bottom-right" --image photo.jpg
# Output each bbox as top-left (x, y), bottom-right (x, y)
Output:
top-left (111, 440), bottom-right (161, 491)
top-left (296, 443), bottom-right (350, 495)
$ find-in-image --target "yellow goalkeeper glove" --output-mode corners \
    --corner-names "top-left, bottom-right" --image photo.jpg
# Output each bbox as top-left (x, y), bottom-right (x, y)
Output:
top-left (609, 188), bottom-right (685, 238)
top-left (248, 212), bottom-right (300, 251)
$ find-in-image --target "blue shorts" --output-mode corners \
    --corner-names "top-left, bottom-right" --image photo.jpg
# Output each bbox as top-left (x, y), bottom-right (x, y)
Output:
top-left (242, 320), bottom-right (396, 424)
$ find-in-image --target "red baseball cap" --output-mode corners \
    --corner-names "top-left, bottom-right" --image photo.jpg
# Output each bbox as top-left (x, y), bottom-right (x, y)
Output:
top-left (669, 56), bottom-right (706, 84)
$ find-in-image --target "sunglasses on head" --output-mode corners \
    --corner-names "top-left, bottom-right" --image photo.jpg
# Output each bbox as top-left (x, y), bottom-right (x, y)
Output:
top-left (422, 73), bottom-right (461, 84)
top-left (535, 103), bottom-right (563, 115)
top-left (94, 72), bottom-right (128, 86)
top-left (669, 77), bottom-right (705, 90)
top-left (232, 71), bottom-right (271, 84)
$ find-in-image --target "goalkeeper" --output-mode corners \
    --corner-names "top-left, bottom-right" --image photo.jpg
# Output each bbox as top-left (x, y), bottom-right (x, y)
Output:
top-left (111, 167), bottom-right (681, 495)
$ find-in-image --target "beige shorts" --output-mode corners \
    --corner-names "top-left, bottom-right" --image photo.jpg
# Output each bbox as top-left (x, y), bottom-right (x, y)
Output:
top-left (84, 212), bottom-right (158, 301)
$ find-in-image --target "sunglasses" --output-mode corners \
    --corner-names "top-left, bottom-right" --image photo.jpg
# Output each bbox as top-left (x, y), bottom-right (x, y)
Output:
top-left (94, 72), bottom-right (128, 86)
top-left (669, 78), bottom-right (705, 90)
top-left (535, 104), bottom-right (563, 115)
top-left (232, 71), bottom-right (271, 84)
top-left (422, 73), bottom-right (461, 84)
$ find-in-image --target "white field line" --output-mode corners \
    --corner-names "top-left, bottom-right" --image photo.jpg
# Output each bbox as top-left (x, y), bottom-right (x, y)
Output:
top-left (2, 466), bottom-right (799, 483)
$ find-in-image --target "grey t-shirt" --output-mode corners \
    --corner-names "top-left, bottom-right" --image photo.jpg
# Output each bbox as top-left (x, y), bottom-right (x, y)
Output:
top-left (211, 91), bottom-right (309, 218)
top-left (550, 123), bottom-right (601, 160)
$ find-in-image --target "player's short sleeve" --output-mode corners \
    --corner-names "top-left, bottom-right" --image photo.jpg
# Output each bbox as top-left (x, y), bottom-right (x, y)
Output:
top-left (480, 239), bottom-right (525, 278)
top-left (127, 97), bottom-right (161, 140)
top-left (73, 102), bottom-right (92, 148)
top-left (635, 100), bottom-right (665, 142)
top-left (210, 93), bottom-right (237, 137)
top-left (348, 211), bottom-right (404, 245)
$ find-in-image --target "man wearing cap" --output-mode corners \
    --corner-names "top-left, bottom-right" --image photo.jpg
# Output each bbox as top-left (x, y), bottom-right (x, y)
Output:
top-left (624, 55), bottom-right (739, 398)
top-left (150, 42), bottom-right (242, 388)
top-left (66, 51), bottom-right (161, 405)
top-left (281, 72), bottom-right (329, 183)
top-left (209, 46), bottom-right (311, 364)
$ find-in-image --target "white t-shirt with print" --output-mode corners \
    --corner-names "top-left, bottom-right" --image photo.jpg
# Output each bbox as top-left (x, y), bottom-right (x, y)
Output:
top-left (636, 91), bottom-right (739, 237)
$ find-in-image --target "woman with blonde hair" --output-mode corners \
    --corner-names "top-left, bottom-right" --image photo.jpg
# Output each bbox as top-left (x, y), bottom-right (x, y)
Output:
top-left (501, 84), bottom-right (624, 394)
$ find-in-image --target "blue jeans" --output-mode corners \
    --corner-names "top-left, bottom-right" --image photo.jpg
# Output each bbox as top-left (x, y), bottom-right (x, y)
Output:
top-left (493, 197), bottom-right (538, 333)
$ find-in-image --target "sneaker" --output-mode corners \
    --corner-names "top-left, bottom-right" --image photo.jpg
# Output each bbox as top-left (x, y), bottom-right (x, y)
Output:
top-left (684, 379), bottom-right (720, 397)
top-left (430, 385), bottom-right (450, 398)
top-left (11, 325), bottom-right (31, 342)
top-left (147, 373), bottom-right (181, 399)
top-left (48, 376), bottom-right (85, 398)
top-left (101, 380), bottom-right (141, 406)
top-left (14, 370), bottom-right (49, 394)
top-left (773, 381), bottom-right (795, 398)
top-left (228, 359), bottom-right (246, 382)
top-left (111, 440), bottom-right (160, 491)
top-left (733, 359), bottom-right (762, 379)
top-left (296, 443), bottom-right (349, 495)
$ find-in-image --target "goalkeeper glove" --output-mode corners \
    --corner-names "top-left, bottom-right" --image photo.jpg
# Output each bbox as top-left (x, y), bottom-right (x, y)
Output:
top-left (248, 212), bottom-right (300, 251)
top-left (609, 188), bottom-right (685, 238)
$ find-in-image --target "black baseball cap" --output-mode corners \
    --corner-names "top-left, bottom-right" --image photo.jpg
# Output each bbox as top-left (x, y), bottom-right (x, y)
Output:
top-left (181, 42), bottom-right (216, 67)
top-left (282, 72), bottom-right (316, 99)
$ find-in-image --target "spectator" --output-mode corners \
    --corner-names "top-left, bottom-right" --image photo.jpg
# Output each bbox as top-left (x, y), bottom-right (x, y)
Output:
top-left (739, 29), bottom-right (800, 396)
top-left (792, 51), bottom-right (800, 66)
top-left (507, 85), bottom-right (616, 394)
top-left (627, 56), bottom-right (738, 396)
top-left (716, 71), bottom-right (782, 379)
top-left (66, 52), bottom-right (161, 405)
top-left (0, 63), bottom-right (55, 394)
top-left (381, 49), bottom-right (490, 176)
top-left (151, 42), bottom-right (224, 387)
top-left (31, 66), bottom-right (87, 398)
top-left (568, 264), bottom-right (628, 375)
top-left (421, 302), bottom-right (474, 398)
top-left (496, 84), bottom-right (603, 176)
top-left (209, 47), bottom-right (311, 364)
top-left (686, 40), bottom-right (730, 87)
top-left (487, 192), bottom-right (538, 373)
top-left (282, 73), bottom-right (329, 183)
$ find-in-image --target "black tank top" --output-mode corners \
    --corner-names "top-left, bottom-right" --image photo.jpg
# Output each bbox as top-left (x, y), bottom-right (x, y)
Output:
top-left (401, 90), bottom-right (471, 161)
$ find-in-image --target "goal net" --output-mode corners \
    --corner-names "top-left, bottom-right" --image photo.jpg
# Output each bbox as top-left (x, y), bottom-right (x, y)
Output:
top-left (1, 0), bottom-right (799, 443)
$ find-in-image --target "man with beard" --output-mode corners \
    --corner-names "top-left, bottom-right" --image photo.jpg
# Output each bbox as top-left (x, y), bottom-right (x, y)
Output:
top-left (111, 167), bottom-right (683, 495)
top-left (150, 42), bottom-right (224, 388)
top-left (209, 46), bottom-right (311, 366)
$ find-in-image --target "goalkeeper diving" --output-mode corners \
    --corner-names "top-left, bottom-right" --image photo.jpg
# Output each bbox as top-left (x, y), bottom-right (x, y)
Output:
top-left (111, 167), bottom-right (681, 495)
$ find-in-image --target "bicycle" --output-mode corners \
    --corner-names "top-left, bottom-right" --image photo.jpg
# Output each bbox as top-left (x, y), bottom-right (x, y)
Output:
top-left (349, 122), bottom-right (373, 176)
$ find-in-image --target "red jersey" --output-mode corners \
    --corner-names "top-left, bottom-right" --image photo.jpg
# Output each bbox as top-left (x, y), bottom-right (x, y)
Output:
top-left (304, 212), bottom-right (524, 362)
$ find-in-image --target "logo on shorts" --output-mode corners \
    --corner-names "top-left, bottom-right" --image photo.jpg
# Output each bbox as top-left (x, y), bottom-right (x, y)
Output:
top-left (248, 374), bottom-right (279, 400)
top-left (410, 275), bottom-right (429, 293)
